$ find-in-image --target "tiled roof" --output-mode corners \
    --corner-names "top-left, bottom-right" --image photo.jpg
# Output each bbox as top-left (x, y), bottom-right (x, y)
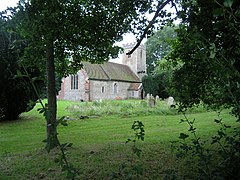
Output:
top-left (128, 83), bottom-right (141, 90)
top-left (82, 62), bottom-right (141, 83)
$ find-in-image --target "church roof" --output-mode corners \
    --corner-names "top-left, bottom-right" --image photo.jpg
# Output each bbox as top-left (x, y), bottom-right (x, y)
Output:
top-left (128, 83), bottom-right (142, 90)
top-left (82, 62), bottom-right (141, 83)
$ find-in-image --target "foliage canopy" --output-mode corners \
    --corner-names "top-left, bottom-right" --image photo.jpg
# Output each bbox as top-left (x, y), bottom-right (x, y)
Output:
top-left (169, 0), bottom-right (240, 118)
top-left (145, 25), bottom-right (177, 74)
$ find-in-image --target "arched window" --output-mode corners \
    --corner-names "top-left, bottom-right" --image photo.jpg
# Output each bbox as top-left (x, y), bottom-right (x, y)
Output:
top-left (113, 83), bottom-right (118, 94)
top-left (71, 74), bottom-right (78, 90)
top-left (101, 86), bottom-right (105, 93)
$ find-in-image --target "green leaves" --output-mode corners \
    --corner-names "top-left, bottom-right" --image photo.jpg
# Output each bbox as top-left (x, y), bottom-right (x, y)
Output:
top-left (126, 120), bottom-right (145, 158)
top-left (179, 133), bottom-right (189, 140)
top-left (145, 25), bottom-right (177, 74)
top-left (131, 120), bottom-right (145, 141)
top-left (57, 116), bottom-right (68, 126)
top-left (15, 0), bottom-right (156, 76)
top-left (37, 106), bottom-right (48, 119)
top-left (209, 43), bottom-right (217, 59)
top-left (26, 100), bottom-right (36, 111)
top-left (123, 121), bottom-right (145, 178)
top-left (223, 0), bottom-right (234, 8)
top-left (169, 0), bottom-right (240, 118)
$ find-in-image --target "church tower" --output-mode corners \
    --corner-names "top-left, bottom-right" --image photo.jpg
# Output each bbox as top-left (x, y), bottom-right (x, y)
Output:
top-left (122, 43), bottom-right (146, 80)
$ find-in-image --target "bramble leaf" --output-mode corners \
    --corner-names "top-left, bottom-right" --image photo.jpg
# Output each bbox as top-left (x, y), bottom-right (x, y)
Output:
top-left (179, 133), bottom-right (189, 140)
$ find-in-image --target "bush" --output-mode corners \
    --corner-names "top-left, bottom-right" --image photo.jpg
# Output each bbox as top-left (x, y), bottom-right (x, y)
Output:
top-left (0, 76), bottom-right (43, 120)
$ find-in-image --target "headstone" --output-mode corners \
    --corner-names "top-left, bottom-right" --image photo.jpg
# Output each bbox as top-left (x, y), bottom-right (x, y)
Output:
top-left (148, 95), bottom-right (156, 108)
top-left (146, 93), bottom-right (150, 100)
top-left (155, 95), bottom-right (159, 101)
top-left (168, 96), bottom-right (174, 107)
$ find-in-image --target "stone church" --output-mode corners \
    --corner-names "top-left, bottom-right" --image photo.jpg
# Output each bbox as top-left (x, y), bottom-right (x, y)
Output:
top-left (58, 43), bottom-right (146, 101)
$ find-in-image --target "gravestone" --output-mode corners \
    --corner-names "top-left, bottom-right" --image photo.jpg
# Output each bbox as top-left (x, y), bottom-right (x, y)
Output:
top-left (146, 93), bottom-right (150, 100)
top-left (167, 96), bottom-right (174, 107)
top-left (148, 94), bottom-right (156, 108)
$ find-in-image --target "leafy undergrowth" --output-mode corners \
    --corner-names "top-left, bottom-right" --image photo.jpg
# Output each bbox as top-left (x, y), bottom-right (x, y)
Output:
top-left (0, 99), bottom-right (238, 179)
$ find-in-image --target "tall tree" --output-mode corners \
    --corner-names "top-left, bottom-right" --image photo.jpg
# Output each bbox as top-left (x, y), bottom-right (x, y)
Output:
top-left (168, 0), bottom-right (240, 117)
top-left (142, 25), bottom-right (177, 98)
top-left (12, 0), bottom-right (155, 149)
top-left (0, 13), bottom-right (44, 120)
top-left (145, 25), bottom-right (177, 74)
top-left (142, 71), bottom-right (171, 98)
top-left (128, 0), bottom-right (240, 115)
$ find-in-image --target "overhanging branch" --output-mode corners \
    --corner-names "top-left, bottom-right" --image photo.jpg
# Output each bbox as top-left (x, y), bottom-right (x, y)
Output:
top-left (126, 0), bottom-right (172, 55)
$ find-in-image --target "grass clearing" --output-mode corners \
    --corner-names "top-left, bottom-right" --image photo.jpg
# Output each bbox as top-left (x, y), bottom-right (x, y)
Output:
top-left (0, 99), bottom-right (238, 179)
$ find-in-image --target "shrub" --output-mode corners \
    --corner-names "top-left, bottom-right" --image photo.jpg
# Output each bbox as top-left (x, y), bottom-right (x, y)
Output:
top-left (0, 76), bottom-right (43, 120)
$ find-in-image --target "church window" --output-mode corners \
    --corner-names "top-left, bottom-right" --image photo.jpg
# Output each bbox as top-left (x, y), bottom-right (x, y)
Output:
top-left (132, 91), bottom-right (135, 97)
top-left (113, 83), bottom-right (118, 94)
top-left (71, 75), bottom-right (78, 90)
top-left (101, 86), bottom-right (105, 93)
top-left (140, 50), bottom-right (143, 59)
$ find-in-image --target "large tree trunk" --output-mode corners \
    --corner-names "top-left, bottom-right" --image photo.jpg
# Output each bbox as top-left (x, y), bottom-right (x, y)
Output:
top-left (46, 38), bottom-right (58, 149)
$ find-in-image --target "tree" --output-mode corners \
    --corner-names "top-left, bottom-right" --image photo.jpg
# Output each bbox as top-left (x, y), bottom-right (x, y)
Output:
top-left (127, 0), bottom-right (240, 115)
top-left (142, 72), bottom-right (170, 98)
top-left (162, 1), bottom-right (240, 178)
top-left (142, 25), bottom-right (177, 98)
top-left (145, 25), bottom-right (177, 74)
top-left (0, 14), bottom-right (44, 120)
top-left (11, 0), bottom-right (155, 149)
top-left (168, 0), bottom-right (240, 118)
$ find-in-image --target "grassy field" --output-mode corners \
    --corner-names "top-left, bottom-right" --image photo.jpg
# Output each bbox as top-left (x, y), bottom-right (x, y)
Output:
top-left (0, 99), bottom-right (238, 179)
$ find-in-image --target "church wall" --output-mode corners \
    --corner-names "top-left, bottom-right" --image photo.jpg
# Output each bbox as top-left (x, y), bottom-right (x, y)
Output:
top-left (122, 43), bottom-right (146, 80)
top-left (58, 70), bottom-right (87, 101)
top-left (122, 47), bottom-right (137, 74)
top-left (58, 43), bottom-right (146, 102)
top-left (128, 90), bottom-right (140, 99)
top-left (136, 46), bottom-right (147, 80)
top-left (58, 72), bottom-right (134, 102)
top-left (89, 80), bottom-right (131, 101)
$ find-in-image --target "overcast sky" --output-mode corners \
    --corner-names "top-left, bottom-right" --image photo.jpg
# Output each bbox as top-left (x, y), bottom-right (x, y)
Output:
top-left (0, 0), bottom-right (18, 11)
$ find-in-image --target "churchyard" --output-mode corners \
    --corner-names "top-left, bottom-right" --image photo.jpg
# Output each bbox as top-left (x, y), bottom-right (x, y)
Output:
top-left (0, 99), bottom-right (238, 179)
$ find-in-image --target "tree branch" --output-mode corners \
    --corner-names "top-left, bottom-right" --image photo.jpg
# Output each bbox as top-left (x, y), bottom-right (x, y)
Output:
top-left (126, 0), bottom-right (172, 55)
top-left (171, 0), bottom-right (179, 15)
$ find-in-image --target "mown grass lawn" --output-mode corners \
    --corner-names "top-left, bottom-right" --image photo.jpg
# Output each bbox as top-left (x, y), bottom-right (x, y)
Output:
top-left (0, 99), bottom-right (238, 179)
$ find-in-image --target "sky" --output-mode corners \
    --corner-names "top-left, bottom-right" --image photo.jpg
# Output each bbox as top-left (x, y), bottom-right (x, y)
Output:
top-left (0, 0), bottom-right (18, 11)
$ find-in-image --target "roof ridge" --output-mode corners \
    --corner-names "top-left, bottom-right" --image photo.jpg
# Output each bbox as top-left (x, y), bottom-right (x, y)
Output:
top-left (108, 61), bottom-right (127, 67)
top-left (99, 64), bottom-right (111, 80)
top-left (83, 61), bottom-right (140, 83)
